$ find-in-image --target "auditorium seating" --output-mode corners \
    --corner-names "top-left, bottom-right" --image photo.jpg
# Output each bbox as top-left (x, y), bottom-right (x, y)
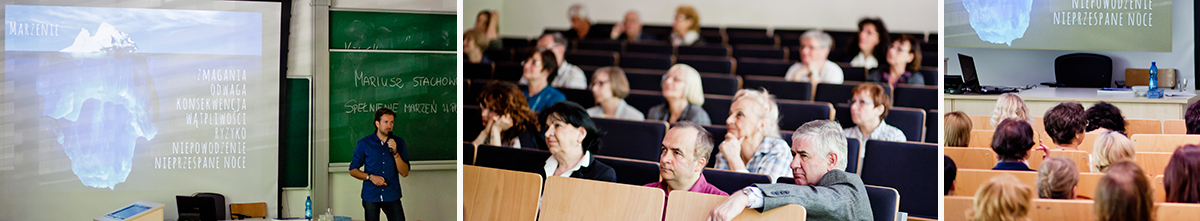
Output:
top-left (1026, 149), bottom-right (1090, 172)
top-left (967, 130), bottom-right (994, 148)
top-left (1131, 134), bottom-right (1200, 152)
top-left (700, 94), bottom-right (733, 126)
top-left (886, 107), bottom-right (927, 142)
top-left (484, 48), bottom-right (515, 62)
top-left (1029, 199), bottom-right (1095, 220)
top-left (1075, 172), bottom-right (1104, 199)
top-left (969, 115), bottom-right (994, 130)
top-left (735, 58), bottom-right (792, 78)
top-left (942, 196), bottom-right (973, 221)
top-left (539, 176), bottom-right (665, 221)
top-left (776, 100), bottom-right (834, 131)
top-left (591, 118), bottom-right (669, 162)
top-left (565, 49), bottom-right (619, 67)
top-left (864, 185), bottom-right (900, 221)
top-left (813, 81), bottom-right (891, 105)
top-left (702, 168), bottom-right (771, 194)
top-left (474, 145), bottom-right (551, 175)
top-left (1153, 175), bottom-right (1165, 202)
top-left (620, 53), bottom-right (674, 70)
top-left (595, 155), bottom-right (661, 186)
top-left (926, 110), bottom-right (938, 143)
top-left (860, 140), bottom-right (938, 218)
top-left (1158, 202), bottom-right (1200, 220)
top-left (1135, 152), bottom-right (1171, 177)
top-left (840, 66), bottom-right (867, 82)
top-left (952, 169), bottom-right (1036, 197)
top-left (465, 62), bottom-right (493, 79)
top-left (892, 85), bottom-right (939, 111)
top-left (677, 44), bottom-right (731, 57)
top-left (464, 142), bottom-right (475, 165)
top-left (741, 75), bottom-right (812, 101)
top-left (698, 73), bottom-right (741, 96)
top-left (1126, 118), bottom-right (1163, 135)
top-left (559, 88), bottom-right (594, 107)
top-left (664, 190), bottom-right (807, 221)
top-left (463, 165), bottom-right (543, 221)
top-left (463, 106), bottom-right (484, 141)
top-left (500, 37), bottom-right (533, 49)
top-left (677, 55), bottom-right (736, 75)
top-left (492, 61), bottom-right (523, 81)
top-left (625, 41), bottom-right (674, 55)
top-left (1164, 119), bottom-right (1187, 134)
top-left (624, 89), bottom-right (666, 114)
top-left (732, 45), bottom-right (787, 60)
top-left (943, 147), bottom-right (998, 170)
top-left (576, 39), bottom-right (624, 52)
top-left (625, 70), bottom-right (665, 91)
top-left (728, 35), bottom-right (780, 48)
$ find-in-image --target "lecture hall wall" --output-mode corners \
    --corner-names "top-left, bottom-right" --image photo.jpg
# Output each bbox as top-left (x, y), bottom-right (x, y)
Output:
top-left (945, 1), bottom-right (1195, 90)
top-left (464, 0), bottom-right (941, 37)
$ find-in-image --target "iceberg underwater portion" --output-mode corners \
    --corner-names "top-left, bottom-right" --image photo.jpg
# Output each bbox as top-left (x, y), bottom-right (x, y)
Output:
top-left (963, 0), bottom-right (1033, 46)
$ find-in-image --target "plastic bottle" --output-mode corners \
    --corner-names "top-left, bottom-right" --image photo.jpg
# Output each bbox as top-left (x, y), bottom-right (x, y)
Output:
top-left (1149, 62), bottom-right (1158, 89)
top-left (305, 196), bottom-right (312, 219)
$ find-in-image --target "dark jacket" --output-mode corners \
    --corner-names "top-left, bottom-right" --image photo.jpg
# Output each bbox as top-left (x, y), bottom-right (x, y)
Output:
top-left (541, 153), bottom-right (617, 182)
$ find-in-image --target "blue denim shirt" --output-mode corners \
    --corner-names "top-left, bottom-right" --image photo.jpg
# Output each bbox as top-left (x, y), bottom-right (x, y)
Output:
top-left (349, 134), bottom-right (409, 202)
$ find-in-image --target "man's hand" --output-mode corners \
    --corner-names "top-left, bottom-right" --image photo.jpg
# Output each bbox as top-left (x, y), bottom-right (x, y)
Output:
top-left (369, 174), bottom-right (387, 186)
top-left (708, 191), bottom-right (749, 221)
top-left (387, 139), bottom-right (398, 154)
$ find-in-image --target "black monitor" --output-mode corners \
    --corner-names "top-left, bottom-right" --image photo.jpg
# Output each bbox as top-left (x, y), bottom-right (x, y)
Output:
top-left (958, 53), bottom-right (981, 92)
top-left (176, 195), bottom-right (218, 221)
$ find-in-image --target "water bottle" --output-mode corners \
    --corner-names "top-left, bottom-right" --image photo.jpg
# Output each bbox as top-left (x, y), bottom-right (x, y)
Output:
top-left (1149, 62), bottom-right (1158, 89)
top-left (305, 196), bottom-right (312, 219)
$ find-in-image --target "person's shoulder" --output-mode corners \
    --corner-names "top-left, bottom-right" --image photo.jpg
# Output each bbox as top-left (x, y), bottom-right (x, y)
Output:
top-left (821, 170), bottom-right (865, 186)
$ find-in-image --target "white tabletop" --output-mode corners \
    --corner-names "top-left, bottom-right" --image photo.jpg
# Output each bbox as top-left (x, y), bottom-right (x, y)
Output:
top-left (945, 87), bottom-right (1199, 104)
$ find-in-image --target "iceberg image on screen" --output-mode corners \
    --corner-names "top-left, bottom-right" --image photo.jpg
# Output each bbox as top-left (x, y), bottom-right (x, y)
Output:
top-left (963, 0), bottom-right (1033, 46)
top-left (37, 22), bottom-right (158, 189)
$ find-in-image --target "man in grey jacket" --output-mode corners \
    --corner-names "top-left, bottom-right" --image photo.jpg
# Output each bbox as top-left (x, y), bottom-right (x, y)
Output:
top-left (708, 120), bottom-right (872, 221)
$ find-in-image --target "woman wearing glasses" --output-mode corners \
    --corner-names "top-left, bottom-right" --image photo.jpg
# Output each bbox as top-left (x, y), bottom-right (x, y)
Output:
top-left (844, 83), bottom-right (906, 147)
top-left (866, 34), bottom-right (924, 88)
top-left (647, 64), bottom-right (711, 125)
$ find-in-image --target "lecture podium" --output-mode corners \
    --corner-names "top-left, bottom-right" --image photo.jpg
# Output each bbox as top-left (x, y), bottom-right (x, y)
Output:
top-left (946, 87), bottom-right (1200, 120)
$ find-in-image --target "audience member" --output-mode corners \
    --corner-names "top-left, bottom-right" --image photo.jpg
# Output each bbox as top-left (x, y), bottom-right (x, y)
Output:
top-left (849, 18), bottom-right (889, 69)
top-left (1036, 157), bottom-right (1080, 199)
top-left (1164, 144), bottom-right (1200, 203)
top-left (473, 81), bottom-right (542, 149)
top-left (538, 101), bottom-right (616, 182)
top-left (527, 33), bottom-right (588, 90)
top-left (945, 111), bottom-right (972, 147)
top-left (610, 10), bottom-right (646, 42)
top-left (1085, 101), bottom-right (1126, 134)
top-left (521, 49), bottom-right (566, 112)
top-left (990, 93), bottom-right (1032, 127)
top-left (785, 31), bottom-right (843, 84)
top-left (1187, 100), bottom-right (1200, 134)
top-left (647, 64), bottom-right (711, 124)
top-left (708, 120), bottom-right (871, 221)
top-left (1090, 131), bottom-right (1134, 173)
top-left (562, 4), bottom-right (591, 40)
top-left (1094, 161), bottom-right (1153, 221)
top-left (866, 34), bottom-right (923, 87)
top-left (670, 5), bottom-right (701, 46)
top-left (715, 89), bottom-right (793, 180)
top-left (472, 10), bottom-right (500, 48)
top-left (967, 174), bottom-right (1033, 221)
top-left (946, 156), bottom-right (958, 196)
top-left (586, 66), bottom-right (644, 120)
top-left (992, 118), bottom-right (1035, 171)
top-left (646, 121), bottom-right (728, 196)
top-left (1044, 102), bottom-right (1087, 150)
top-left (463, 29), bottom-right (491, 64)
top-left (843, 83), bottom-right (906, 147)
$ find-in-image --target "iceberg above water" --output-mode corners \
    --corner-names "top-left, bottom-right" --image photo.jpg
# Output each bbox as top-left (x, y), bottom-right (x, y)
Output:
top-left (963, 0), bottom-right (1033, 46)
top-left (60, 22), bottom-right (138, 54)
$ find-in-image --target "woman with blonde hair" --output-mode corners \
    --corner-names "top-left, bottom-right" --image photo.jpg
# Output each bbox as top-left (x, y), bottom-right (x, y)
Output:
top-left (647, 64), bottom-right (710, 124)
top-left (968, 174), bottom-right (1033, 221)
top-left (945, 111), bottom-right (972, 147)
top-left (586, 66), bottom-right (644, 120)
top-left (1090, 131), bottom-right (1135, 173)
top-left (714, 88), bottom-right (792, 180)
top-left (670, 5), bottom-right (700, 46)
top-left (990, 93), bottom-right (1032, 127)
top-left (1036, 157), bottom-right (1080, 199)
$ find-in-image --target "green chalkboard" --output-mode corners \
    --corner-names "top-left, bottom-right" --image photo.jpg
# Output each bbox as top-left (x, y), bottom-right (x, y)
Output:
top-left (282, 78), bottom-right (310, 188)
top-left (329, 11), bottom-right (455, 51)
top-left (328, 52), bottom-right (456, 162)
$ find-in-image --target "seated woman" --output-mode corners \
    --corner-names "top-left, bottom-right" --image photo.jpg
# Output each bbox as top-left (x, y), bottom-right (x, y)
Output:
top-left (670, 5), bottom-right (700, 47)
top-left (849, 18), bottom-right (889, 69)
top-left (473, 81), bottom-right (542, 149)
top-left (472, 10), bottom-right (500, 48)
top-left (866, 34), bottom-right (923, 87)
top-left (1164, 144), bottom-right (1200, 203)
top-left (522, 49), bottom-right (566, 112)
top-left (945, 111), bottom-right (972, 147)
top-left (1086, 101), bottom-right (1126, 134)
top-left (647, 64), bottom-right (711, 124)
top-left (990, 93), bottom-right (1032, 127)
top-left (1036, 157), bottom-right (1081, 199)
top-left (539, 101), bottom-right (617, 182)
top-left (967, 174), bottom-right (1033, 221)
top-left (1044, 102), bottom-right (1087, 151)
top-left (1095, 161), bottom-right (1153, 221)
top-left (784, 31), bottom-right (843, 84)
top-left (714, 89), bottom-right (792, 180)
top-left (586, 66), bottom-right (645, 120)
top-left (1090, 131), bottom-right (1135, 173)
top-left (992, 118), bottom-right (1035, 171)
top-left (1187, 101), bottom-right (1200, 134)
top-left (463, 29), bottom-right (491, 64)
top-left (843, 82), bottom-right (906, 147)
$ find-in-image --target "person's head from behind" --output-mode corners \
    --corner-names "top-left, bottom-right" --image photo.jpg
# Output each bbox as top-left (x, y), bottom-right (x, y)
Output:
top-left (799, 31), bottom-right (833, 65)
top-left (1086, 102), bottom-right (1126, 134)
top-left (662, 64), bottom-right (705, 105)
top-left (522, 49), bottom-right (560, 84)
top-left (992, 118), bottom-right (1034, 162)
top-left (849, 83), bottom-right (890, 127)
top-left (673, 5), bottom-right (699, 35)
top-left (727, 89), bottom-right (781, 140)
top-left (886, 34), bottom-right (922, 72)
top-left (856, 18), bottom-right (889, 56)
top-left (1164, 144), bottom-right (1200, 203)
top-left (990, 93), bottom-right (1031, 126)
top-left (475, 10), bottom-right (491, 31)
top-left (373, 108), bottom-right (396, 136)
top-left (621, 10), bottom-right (642, 36)
top-left (590, 66), bottom-right (630, 103)
top-left (463, 29), bottom-right (489, 54)
top-left (537, 32), bottom-right (568, 64)
top-left (567, 4), bottom-right (589, 32)
top-left (660, 121), bottom-right (714, 186)
top-left (789, 120), bottom-right (847, 185)
top-left (1186, 101), bottom-right (1200, 134)
top-left (946, 155), bottom-right (958, 195)
top-left (539, 101), bottom-right (601, 155)
top-left (968, 174), bottom-right (1033, 221)
top-left (477, 81), bottom-right (537, 140)
top-left (1045, 102), bottom-right (1087, 146)
top-left (1091, 131), bottom-right (1134, 173)
top-left (1094, 161), bottom-right (1153, 221)
top-left (1036, 157), bottom-right (1079, 199)
top-left (946, 111), bottom-right (972, 147)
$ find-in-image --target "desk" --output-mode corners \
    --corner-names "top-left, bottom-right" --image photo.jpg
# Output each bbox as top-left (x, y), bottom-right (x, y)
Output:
top-left (945, 88), bottom-right (1200, 120)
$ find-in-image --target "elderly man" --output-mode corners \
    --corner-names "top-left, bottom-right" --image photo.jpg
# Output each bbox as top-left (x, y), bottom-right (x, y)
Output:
top-left (610, 10), bottom-right (645, 42)
top-left (645, 121), bottom-right (728, 196)
top-left (522, 32), bottom-right (587, 90)
top-left (562, 4), bottom-right (590, 40)
top-left (784, 31), bottom-right (843, 85)
top-left (708, 120), bottom-right (872, 221)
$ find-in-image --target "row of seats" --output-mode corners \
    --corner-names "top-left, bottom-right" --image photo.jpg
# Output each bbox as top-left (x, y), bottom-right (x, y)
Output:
top-left (464, 164), bottom-right (808, 220)
top-left (943, 195), bottom-right (1200, 221)
top-left (963, 130), bottom-right (1200, 154)
top-left (968, 115), bottom-right (1185, 136)
top-left (463, 139), bottom-right (940, 219)
top-left (535, 24), bottom-right (938, 49)
top-left (946, 147), bottom-right (1174, 177)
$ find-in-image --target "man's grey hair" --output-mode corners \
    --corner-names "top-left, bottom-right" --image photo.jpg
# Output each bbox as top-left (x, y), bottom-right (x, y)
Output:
top-left (791, 120), bottom-right (848, 170)
top-left (540, 32), bottom-right (568, 50)
top-left (800, 30), bottom-right (834, 49)
top-left (568, 4), bottom-right (588, 20)
top-left (670, 121), bottom-right (714, 163)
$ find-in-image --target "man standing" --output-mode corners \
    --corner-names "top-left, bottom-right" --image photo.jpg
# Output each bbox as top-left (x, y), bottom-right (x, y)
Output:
top-left (708, 120), bottom-right (872, 221)
top-left (349, 108), bottom-right (411, 221)
top-left (645, 121), bottom-right (727, 196)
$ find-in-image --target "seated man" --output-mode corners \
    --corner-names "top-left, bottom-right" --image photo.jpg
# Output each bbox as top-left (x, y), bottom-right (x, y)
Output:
top-left (709, 120), bottom-right (871, 221)
top-left (520, 33), bottom-right (588, 90)
top-left (644, 121), bottom-right (728, 196)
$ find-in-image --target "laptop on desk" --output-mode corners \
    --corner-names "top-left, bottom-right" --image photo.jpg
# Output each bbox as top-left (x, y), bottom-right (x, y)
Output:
top-left (959, 53), bottom-right (1016, 94)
